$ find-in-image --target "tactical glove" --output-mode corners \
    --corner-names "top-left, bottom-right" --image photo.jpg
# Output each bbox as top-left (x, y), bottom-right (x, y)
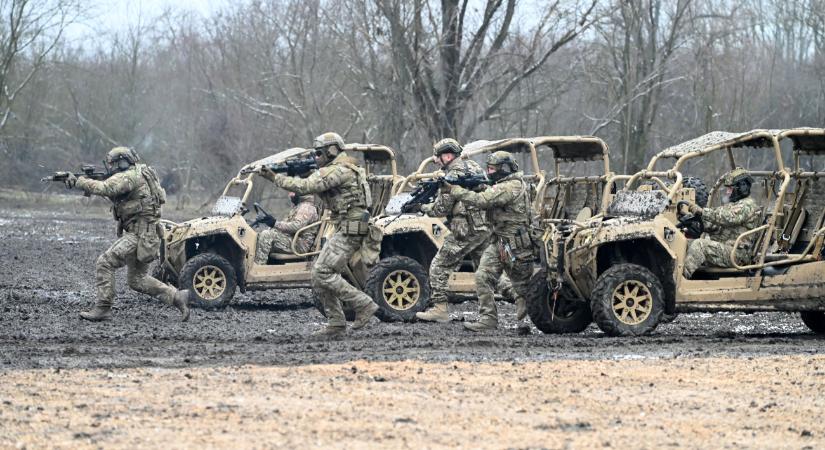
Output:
top-left (63, 173), bottom-right (77, 189)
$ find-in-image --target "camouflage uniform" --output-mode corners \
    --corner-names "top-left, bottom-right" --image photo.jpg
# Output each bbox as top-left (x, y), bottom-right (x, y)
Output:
top-left (263, 152), bottom-right (375, 329)
top-left (451, 170), bottom-right (535, 329)
top-left (74, 160), bottom-right (188, 320)
top-left (417, 158), bottom-right (492, 320)
top-left (254, 195), bottom-right (319, 263)
top-left (683, 197), bottom-right (761, 278)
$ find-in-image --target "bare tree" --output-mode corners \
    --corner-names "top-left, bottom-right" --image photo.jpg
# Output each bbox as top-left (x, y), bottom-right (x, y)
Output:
top-left (375, 0), bottom-right (598, 143)
top-left (0, 0), bottom-right (80, 131)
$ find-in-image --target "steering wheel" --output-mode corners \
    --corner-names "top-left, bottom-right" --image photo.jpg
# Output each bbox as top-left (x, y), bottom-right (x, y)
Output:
top-left (675, 200), bottom-right (704, 239)
top-left (249, 202), bottom-right (276, 228)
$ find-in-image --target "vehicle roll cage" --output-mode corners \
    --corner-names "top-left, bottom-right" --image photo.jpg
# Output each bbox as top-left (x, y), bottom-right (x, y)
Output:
top-left (611, 128), bottom-right (825, 274)
top-left (393, 135), bottom-right (612, 212)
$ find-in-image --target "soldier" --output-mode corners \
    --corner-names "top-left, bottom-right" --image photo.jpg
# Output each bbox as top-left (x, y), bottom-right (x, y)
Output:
top-left (414, 138), bottom-right (492, 323)
top-left (443, 151), bottom-right (535, 331)
top-left (682, 167), bottom-right (761, 278)
top-left (254, 192), bottom-right (319, 263)
top-left (61, 147), bottom-right (190, 321)
top-left (258, 132), bottom-right (378, 338)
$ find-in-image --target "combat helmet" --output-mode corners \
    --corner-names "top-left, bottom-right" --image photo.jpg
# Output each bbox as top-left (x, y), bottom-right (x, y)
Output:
top-left (723, 167), bottom-right (753, 202)
top-left (106, 146), bottom-right (140, 172)
top-left (486, 151), bottom-right (519, 182)
top-left (433, 138), bottom-right (463, 157)
top-left (313, 132), bottom-right (345, 159)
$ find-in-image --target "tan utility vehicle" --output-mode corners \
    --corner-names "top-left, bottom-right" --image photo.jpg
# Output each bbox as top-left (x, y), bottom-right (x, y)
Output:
top-left (376, 136), bottom-right (611, 321)
top-left (153, 144), bottom-right (409, 319)
top-left (529, 128), bottom-right (825, 336)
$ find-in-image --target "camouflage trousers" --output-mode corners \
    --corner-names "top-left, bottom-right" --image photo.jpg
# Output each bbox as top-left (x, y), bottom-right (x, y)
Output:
top-left (428, 231), bottom-right (492, 305)
top-left (496, 273), bottom-right (525, 304)
top-left (683, 238), bottom-right (751, 278)
top-left (311, 231), bottom-right (374, 327)
top-left (475, 242), bottom-right (533, 323)
top-left (255, 228), bottom-right (294, 264)
top-left (95, 232), bottom-right (178, 308)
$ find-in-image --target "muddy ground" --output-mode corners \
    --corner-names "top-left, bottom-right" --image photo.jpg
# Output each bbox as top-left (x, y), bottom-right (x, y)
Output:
top-left (1, 205), bottom-right (824, 448)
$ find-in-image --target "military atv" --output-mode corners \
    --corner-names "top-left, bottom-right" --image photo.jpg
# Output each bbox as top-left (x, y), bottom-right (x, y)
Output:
top-left (373, 136), bottom-right (612, 327)
top-left (153, 144), bottom-right (412, 320)
top-left (529, 128), bottom-right (825, 336)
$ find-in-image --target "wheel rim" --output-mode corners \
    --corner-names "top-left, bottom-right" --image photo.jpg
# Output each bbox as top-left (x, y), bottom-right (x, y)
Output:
top-left (381, 269), bottom-right (420, 311)
top-left (611, 280), bottom-right (653, 325)
top-left (192, 265), bottom-right (227, 301)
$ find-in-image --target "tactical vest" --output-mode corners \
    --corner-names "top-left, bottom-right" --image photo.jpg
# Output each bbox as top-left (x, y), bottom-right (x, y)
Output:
top-left (320, 154), bottom-right (372, 234)
top-left (113, 164), bottom-right (165, 230)
top-left (446, 159), bottom-right (489, 233)
top-left (487, 173), bottom-right (533, 252)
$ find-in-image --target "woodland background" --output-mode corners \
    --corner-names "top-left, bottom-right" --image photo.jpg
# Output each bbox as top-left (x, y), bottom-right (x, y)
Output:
top-left (1, 0), bottom-right (823, 205)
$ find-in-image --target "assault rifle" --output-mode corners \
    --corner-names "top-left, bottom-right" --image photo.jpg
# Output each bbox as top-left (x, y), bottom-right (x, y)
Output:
top-left (241, 157), bottom-right (318, 177)
top-left (399, 173), bottom-right (490, 214)
top-left (41, 165), bottom-right (110, 197)
top-left (41, 165), bottom-right (110, 183)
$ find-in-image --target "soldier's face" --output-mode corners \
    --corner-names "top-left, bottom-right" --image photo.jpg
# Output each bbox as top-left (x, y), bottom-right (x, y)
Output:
top-left (722, 186), bottom-right (733, 204)
top-left (438, 153), bottom-right (456, 167)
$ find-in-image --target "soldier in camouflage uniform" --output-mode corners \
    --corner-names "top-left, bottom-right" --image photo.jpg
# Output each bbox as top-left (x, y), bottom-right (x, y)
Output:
top-left (444, 151), bottom-right (536, 331)
top-left (682, 168), bottom-right (762, 278)
top-left (61, 147), bottom-right (190, 322)
top-left (254, 193), bottom-right (319, 263)
top-left (414, 139), bottom-right (492, 323)
top-left (259, 132), bottom-right (378, 338)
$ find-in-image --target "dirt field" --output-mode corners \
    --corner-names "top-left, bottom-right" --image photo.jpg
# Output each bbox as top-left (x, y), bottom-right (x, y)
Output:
top-left (2, 205), bottom-right (825, 448)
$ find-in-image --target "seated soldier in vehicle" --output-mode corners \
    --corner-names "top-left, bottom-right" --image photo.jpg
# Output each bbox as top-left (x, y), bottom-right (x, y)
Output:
top-left (682, 168), bottom-right (762, 278)
top-left (254, 192), bottom-right (319, 263)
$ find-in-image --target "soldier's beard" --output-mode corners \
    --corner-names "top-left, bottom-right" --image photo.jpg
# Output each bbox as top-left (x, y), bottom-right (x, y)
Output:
top-left (721, 194), bottom-right (731, 204)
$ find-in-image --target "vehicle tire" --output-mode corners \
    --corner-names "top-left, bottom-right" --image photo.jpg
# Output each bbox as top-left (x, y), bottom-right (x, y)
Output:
top-left (590, 263), bottom-right (665, 336)
top-left (365, 256), bottom-right (430, 322)
top-left (660, 312), bottom-right (679, 324)
top-left (800, 311), bottom-right (825, 334)
top-left (178, 252), bottom-right (237, 310)
top-left (682, 176), bottom-right (709, 208)
top-left (313, 296), bottom-right (356, 322)
top-left (151, 263), bottom-right (179, 287)
top-left (525, 268), bottom-right (591, 334)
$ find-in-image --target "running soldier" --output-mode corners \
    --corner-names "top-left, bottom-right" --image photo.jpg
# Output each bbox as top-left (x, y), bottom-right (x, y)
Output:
top-left (259, 132), bottom-right (378, 338)
top-left (414, 139), bottom-right (492, 323)
top-left (682, 168), bottom-right (761, 278)
top-left (254, 192), bottom-right (319, 263)
top-left (61, 147), bottom-right (190, 321)
top-left (444, 151), bottom-right (535, 331)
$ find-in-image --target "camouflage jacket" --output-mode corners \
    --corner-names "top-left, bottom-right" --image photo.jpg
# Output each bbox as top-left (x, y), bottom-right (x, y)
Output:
top-left (421, 158), bottom-right (489, 237)
top-left (274, 195), bottom-right (319, 250)
top-left (76, 164), bottom-right (161, 230)
top-left (450, 172), bottom-right (531, 241)
top-left (703, 197), bottom-right (761, 247)
top-left (265, 152), bottom-right (371, 223)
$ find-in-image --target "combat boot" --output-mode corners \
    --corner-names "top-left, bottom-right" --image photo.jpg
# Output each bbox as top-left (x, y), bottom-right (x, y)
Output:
top-left (515, 297), bottom-right (527, 321)
top-left (463, 318), bottom-right (498, 332)
top-left (172, 289), bottom-right (191, 322)
top-left (311, 325), bottom-right (347, 340)
top-left (352, 301), bottom-right (379, 330)
top-left (415, 303), bottom-right (450, 323)
top-left (80, 305), bottom-right (111, 322)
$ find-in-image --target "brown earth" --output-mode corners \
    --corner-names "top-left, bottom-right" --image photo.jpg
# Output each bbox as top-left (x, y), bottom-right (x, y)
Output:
top-left (2, 204), bottom-right (825, 448)
top-left (2, 356), bottom-right (825, 449)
